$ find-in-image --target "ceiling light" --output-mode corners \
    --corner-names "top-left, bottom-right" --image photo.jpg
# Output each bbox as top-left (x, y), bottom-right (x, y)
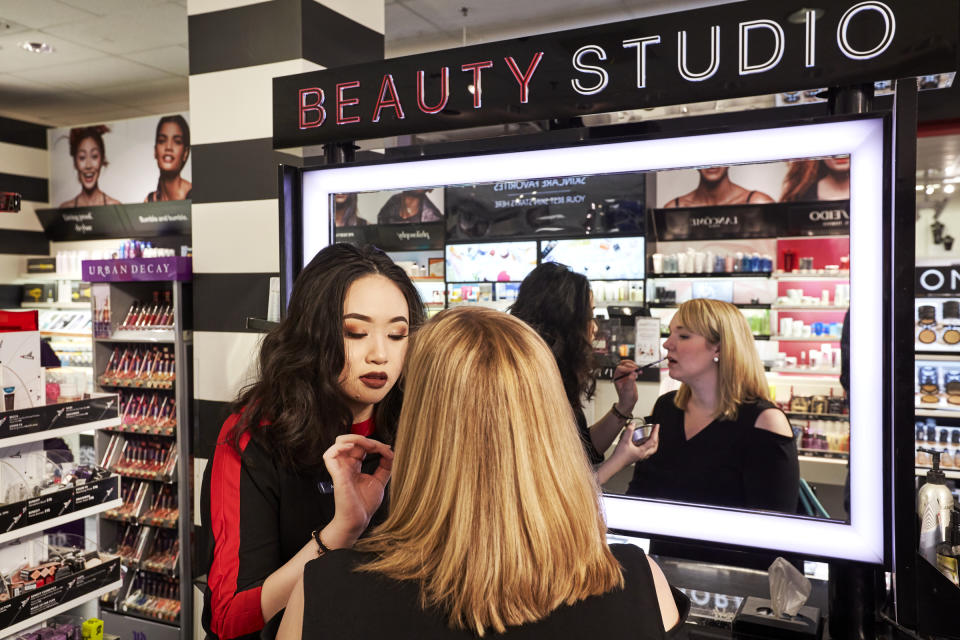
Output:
top-left (916, 185), bottom-right (924, 191)
top-left (945, 184), bottom-right (956, 194)
top-left (787, 8), bottom-right (825, 24)
top-left (19, 41), bottom-right (53, 54)
top-left (926, 186), bottom-right (936, 195)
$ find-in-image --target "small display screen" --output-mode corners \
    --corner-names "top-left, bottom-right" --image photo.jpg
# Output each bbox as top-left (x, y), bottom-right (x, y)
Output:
top-left (445, 241), bottom-right (538, 282)
top-left (540, 237), bottom-right (645, 280)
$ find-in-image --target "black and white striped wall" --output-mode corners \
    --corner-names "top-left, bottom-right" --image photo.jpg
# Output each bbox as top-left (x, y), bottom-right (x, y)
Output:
top-left (186, 0), bottom-right (385, 597)
top-left (0, 116), bottom-right (50, 306)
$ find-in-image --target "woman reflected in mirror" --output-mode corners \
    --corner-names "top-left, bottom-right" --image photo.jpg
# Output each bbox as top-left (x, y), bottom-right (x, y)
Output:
top-left (509, 263), bottom-right (659, 484)
top-left (59, 126), bottom-right (121, 208)
top-left (277, 307), bottom-right (686, 639)
top-left (664, 166), bottom-right (774, 208)
top-left (625, 298), bottom-right (800, 512)
top-left (145, 115), bottom-right (192, 202)
top-left (200, 243), bottom-right (425, 640)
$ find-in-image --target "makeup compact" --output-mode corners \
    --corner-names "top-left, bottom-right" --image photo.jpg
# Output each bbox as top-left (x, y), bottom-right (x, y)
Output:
top-left (631, 416), bottom-right (656, 446)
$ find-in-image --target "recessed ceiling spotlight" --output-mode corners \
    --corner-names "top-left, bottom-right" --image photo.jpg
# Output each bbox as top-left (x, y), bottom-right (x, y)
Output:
top-left (946, 184), bottom-right (956, 195)
top-left (19, 41), bottom-right (54, 54)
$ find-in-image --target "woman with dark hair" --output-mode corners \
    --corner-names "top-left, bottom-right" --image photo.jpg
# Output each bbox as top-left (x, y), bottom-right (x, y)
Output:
top-left (59, 126), bottom-right (121, 208)
top-left (145, 115), bottom-right (192, 202)
top-left (333, 193), bottom-right (365, 227)
top-left (780, 157), bottom-right (850, 202)
top-left (510, 263), bottom-right (658, 484)
top-left (201, 243), bottom-right (425, 640)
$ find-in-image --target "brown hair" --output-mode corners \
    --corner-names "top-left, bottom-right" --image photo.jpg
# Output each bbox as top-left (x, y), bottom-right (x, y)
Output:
top-left (356, 307), bottom-right (623, 636)
top-left (68, 125), bottom-right (110, 166)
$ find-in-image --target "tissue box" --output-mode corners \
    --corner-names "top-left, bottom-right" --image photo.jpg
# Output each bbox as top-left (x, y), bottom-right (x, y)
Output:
top-left (733, 596), bottom-right (822, 639)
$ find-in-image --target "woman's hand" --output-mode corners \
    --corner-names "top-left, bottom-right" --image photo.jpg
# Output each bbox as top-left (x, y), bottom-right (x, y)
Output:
top-left (612, 359), bottom-right (639, 414)
top-left (612, 422), bottom-right (660, 466)
top-left (321, 434), bottom-right (394, 548)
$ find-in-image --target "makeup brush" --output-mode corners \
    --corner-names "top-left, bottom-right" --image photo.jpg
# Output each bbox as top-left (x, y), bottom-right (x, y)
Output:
top-left (613, 357), bottom-right (667, 381)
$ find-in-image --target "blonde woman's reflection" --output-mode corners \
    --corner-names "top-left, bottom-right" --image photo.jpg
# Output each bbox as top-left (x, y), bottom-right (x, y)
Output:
top-left (781, 157), bottom-right (851, 202)
top-left (59, 126), bottom-right (121, 208)
top-left (624, 299), bottom-right (800, 512)
top-left (664, 166), bottom-right (774, 208)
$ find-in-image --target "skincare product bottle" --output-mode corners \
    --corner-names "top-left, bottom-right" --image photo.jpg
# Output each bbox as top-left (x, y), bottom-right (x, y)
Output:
top-left (936, 506), bottom-right (960, 586)
top-left (918, 448), bottom-right (955, 565)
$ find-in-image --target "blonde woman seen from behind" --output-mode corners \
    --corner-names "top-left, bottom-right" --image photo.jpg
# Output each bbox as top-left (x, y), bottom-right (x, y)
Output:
top-left (277, 307), bottom-right (686, 639)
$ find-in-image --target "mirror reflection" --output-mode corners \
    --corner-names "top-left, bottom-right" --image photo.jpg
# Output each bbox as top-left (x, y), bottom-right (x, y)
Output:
top-left (330, 154), bottom-right (851, 521)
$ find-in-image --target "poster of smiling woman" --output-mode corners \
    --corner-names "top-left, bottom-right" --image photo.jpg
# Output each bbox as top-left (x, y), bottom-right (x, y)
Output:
top-left (50, 113), bottom-right (192, 208)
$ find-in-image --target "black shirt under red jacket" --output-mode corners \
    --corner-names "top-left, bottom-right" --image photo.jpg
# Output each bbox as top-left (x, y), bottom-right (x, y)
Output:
top-left (200, 413), bottom-right (384, 640)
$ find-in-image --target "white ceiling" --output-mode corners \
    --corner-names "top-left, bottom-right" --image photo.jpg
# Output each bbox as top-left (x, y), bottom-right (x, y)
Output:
top-left (0, 0), bottom-right (730, 128)
top-left (0, 0), bottom-right (955, 176)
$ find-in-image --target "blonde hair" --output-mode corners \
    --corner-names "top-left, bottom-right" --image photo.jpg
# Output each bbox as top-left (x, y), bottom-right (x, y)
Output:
top-left (356, 307), bottom-right (623, 635)
top-left (672, 298), bottom-right (770, 420)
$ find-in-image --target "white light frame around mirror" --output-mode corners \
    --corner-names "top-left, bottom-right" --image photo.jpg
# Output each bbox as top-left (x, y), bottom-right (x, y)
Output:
top-left (301, 118), bottom-right (886, 564)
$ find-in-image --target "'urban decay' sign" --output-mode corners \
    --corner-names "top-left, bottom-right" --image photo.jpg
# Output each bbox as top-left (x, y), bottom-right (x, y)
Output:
top-left (274, 0), bottom-right (959, 146)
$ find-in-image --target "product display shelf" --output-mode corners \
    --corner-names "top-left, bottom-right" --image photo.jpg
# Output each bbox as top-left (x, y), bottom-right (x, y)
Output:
top-left (916, 408), bottom-right (960, 418)
top-left (771, 304), bottom-right (850, 311)
top-left (771, 336), bottom-right (841, 342)
top-left (0, 492), bottom-right (123, 545)
top-left (648, 302), bottom-right (771, 310)
top-left (786, 411), bottom-right (849, 422)
top-left (89, 276), bottom-right (192, 638)
top-left (915, 467), bottom-right (960, 480)
top-left (21, 302), bottom-right (91, 310)
top-left (914, 349), bottom-right (960, 359)
top-left (0, 395), bottom-right (120, 449)
top-left (771, 271), bottom-right (850, 281)
top-left (0, 581), bottom-right (122, 640)
top-left (647, 272), bottom-right (772, 279)
top-left (769, 366), bottom-right (841, 375)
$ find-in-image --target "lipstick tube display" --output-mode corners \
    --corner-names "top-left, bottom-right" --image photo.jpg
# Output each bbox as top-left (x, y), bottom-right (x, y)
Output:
top-left (123, 574), bottom-right (181, 622)
top-left (99, 346), bottom-right (175, 389)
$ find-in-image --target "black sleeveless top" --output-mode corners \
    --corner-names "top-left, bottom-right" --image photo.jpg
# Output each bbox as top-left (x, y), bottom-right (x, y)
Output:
top-left (626, 391), bottom-right (800, 512)
top-left (300, 544), bottom-right (689, 639)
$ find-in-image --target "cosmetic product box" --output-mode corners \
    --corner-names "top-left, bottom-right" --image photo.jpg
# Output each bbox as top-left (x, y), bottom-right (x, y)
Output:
top-left (25, 258), bottom-right (57, 275)
top-left (0, 557), bottom-right (120, 630)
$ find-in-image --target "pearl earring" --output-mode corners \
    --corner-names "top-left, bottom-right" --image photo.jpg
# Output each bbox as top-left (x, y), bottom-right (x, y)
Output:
top-left (713, 356), bottom-right (719, 363)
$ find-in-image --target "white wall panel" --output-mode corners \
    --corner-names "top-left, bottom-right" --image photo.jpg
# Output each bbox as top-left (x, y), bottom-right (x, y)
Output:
top-left (191, 199), bottom-right (279, 273)
top-left (193, 330), bottom-right (262, 402)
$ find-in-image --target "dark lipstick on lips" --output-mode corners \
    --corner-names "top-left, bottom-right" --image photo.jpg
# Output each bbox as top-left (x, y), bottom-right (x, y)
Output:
top-left (360, 372), bottom-right (388, 389)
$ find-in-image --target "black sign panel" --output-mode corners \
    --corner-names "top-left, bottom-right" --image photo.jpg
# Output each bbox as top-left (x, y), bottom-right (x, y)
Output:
top-left (651, 204), bottom-right (779, 241)
top-left (35, 201), bottom-right (191, 241)
top-left (0, 396), bottom-right (119, 440)
top-left (0, 558), bottom-right (120, 629)
top-left (916, 265), bottom-right (960, 296)
top-left (446, 174), bottom-right (645, 241)
top-left (274, 0), bottom-right (959, 146)
top-left (784, 201), bottom-right (851, 236)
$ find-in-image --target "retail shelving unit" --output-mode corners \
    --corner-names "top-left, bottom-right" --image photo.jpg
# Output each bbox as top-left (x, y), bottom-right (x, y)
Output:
top-left (85, 258), bottom-right (192, 640)
top-left (914, 290), bottom-right (960, 493)
top-left (0, 396), bottom-right (123, 639)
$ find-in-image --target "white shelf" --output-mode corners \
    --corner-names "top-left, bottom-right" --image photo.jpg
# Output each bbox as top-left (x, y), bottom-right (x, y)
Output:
top-left (772, 305), bottom-right (850, 311)
top-left (0, 416), bottom-right (120, 448)
top-left (769, 367), bottom-right (841, 375)
top-left (0, 497), bottom-right (123, 545)
top-left (15, 273), bottom-right (83, 283)
top-left (96, 330), bottom-right (176, 343)
top-left (772, 272), bottom-right (850, 281)
top-left (915, 350), bottom-right (960, 359)
top-left (21, 302), bottom-right (91, 310)
top-left (772, 335), bottom-right (841, 342)
top-left (916, 467), bottom-right (960, 480)
top-left (915, 407), bottom-right (960, 418)
top-left (0, 581), bottom-right (122, 639)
